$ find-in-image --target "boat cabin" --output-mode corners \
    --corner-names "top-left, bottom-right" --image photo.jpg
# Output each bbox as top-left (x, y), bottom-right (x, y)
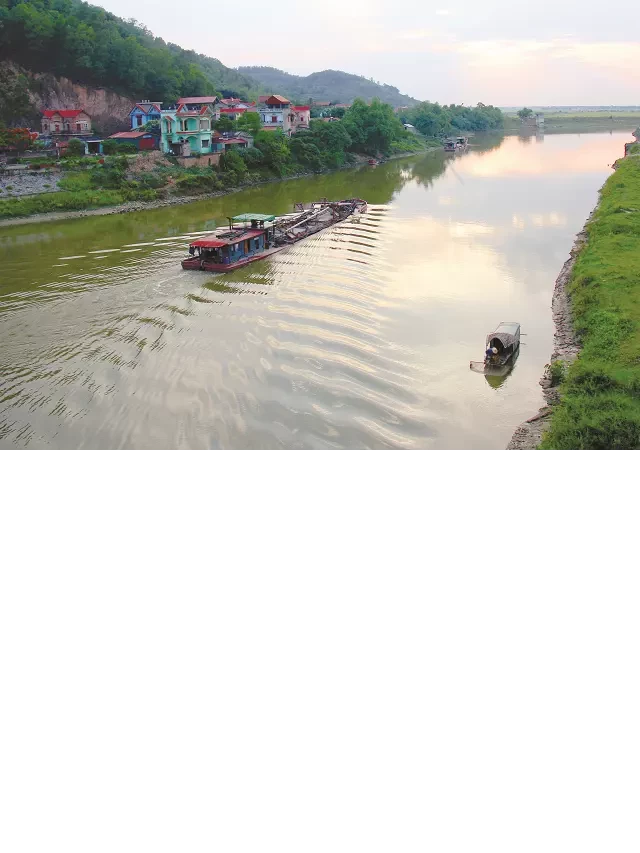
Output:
top-left (184, 213), bottom-right (277, 270)
top-left (444, 138), bottom-right (456, 151)
top-left (486, 322), bottom-right (521, 359)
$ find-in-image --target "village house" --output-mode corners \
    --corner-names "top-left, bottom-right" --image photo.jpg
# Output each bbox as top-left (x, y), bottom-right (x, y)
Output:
top-left (109, 131), bottom-right (160, 150)
top-left (258, 95), bottom-right (310, 136)
top-left (219, 107), bottom-right (249, 122)
top-left (129, 101), bottom-right (162, 130)
top-left (161, 104), bottom-right (217, 157)
top-left (41, 109), bottom-right (92, 136)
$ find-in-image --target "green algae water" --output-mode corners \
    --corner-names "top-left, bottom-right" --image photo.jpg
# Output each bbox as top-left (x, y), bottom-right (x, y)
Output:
top-left (0, 131), bottom-right (630, 449)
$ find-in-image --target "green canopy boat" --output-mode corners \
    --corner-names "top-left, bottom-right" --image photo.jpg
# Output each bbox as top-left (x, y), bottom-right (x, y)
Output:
top-left (231, 213), bottom-right (276, 223)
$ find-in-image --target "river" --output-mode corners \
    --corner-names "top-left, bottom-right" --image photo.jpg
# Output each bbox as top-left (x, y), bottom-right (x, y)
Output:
top-left (0, 130), bottom-right (629, 449)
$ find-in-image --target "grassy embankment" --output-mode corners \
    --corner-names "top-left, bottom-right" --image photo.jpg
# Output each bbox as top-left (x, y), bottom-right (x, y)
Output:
top-left (541, 154), bottom-right (640, 449)
top-left (0, 119), bottom-right (430, 219)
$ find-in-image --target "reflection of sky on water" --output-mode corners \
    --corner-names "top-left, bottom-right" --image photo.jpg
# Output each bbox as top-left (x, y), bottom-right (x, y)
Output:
top-left (0, 130), bottom-right (631, 449)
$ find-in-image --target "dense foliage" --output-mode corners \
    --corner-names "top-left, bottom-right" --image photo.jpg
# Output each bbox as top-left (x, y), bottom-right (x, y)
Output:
top-left (0, 125), bottom-right (33, 150)
top-left (0, 63), bottom-right (35, 124)
top-left (541, 155), bottom-right (640, 449)
top-left (402, 101), bottom-right (504, 136)
top-left (238, 66), bottom-right (418, 108)
top-left (0, 0), bottom-right (257, 101)
top-left (0, 99), bottom-right (424, 220)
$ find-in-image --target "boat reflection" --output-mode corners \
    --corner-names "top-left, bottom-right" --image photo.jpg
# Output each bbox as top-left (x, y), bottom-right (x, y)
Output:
top-left (483, 346), bottom-right (521, 388)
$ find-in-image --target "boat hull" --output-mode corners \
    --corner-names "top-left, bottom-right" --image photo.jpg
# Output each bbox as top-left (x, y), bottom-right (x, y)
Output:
top-left (181, 246), bottom-right (282, 272)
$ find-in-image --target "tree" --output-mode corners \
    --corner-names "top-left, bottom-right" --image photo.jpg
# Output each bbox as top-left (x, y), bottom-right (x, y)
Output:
top-left (141, 120), bottom-right (161, 134)
top-left (101, 139), bottom-right (120, 155)
top-left (214, 116), bottom-right (235, 134)
top-left (289, 136), bottom-right (324, 171)
top-left (341, 98), bottom-right (404, 155)
top-left (254, 130), bottom-right (290, 174)
top-left (517, 108), bottom-right (534, 120)
top-left (236, 111), bottom-right (261, 135)
top-left (65, 137), bottom-right (86, 157)
top-left (220, 148), bottom-right (247, 176)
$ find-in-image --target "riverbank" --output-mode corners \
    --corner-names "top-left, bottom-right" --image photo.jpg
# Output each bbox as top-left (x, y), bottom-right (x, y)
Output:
top-left (509, 152), bottom-right (640, 449)
top-left (507, 229), bottom-right (587, 449)
top-left (0, 149), bottom-right (427, 229)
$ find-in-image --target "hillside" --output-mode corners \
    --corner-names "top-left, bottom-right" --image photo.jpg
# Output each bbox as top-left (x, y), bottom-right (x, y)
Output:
top-left (238, 67), bottom-right (418, 107)
top-left (0, 0), bottom-right (258, 111)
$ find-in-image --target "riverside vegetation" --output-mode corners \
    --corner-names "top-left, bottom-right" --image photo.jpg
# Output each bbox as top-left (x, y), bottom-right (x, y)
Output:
top-left (541, 155), bottom-right (640, 449)
top-left (0, 100), bottom-right (433, 219)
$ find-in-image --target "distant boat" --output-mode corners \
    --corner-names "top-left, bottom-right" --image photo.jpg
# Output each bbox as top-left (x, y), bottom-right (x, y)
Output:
top-left (444, 136), bottom-right (469, 152)
top-left (181, 199), bottom-right (367, 273)
top-left (368, 158), bottom-right (379, 166)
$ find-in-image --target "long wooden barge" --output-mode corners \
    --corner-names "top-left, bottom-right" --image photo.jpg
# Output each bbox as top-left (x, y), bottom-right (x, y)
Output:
top-left (181, 199), bottom-right (367, 273)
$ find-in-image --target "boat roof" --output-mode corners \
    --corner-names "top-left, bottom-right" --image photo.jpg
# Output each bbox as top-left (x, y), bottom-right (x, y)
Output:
top-left (232, 213), bottom-right (276, 222)
top-left (494, 322), bottom-right (520, 335)
top-left (190, 230), bottom-right (265, 248)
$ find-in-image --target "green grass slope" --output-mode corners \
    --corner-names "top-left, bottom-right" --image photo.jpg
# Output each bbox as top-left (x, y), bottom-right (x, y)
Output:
top-left (542, 155), bottom-right (640, 449)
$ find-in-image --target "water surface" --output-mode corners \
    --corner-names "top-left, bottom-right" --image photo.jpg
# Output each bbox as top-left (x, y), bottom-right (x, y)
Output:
top-left (0, 131), bottom-right (629, 448)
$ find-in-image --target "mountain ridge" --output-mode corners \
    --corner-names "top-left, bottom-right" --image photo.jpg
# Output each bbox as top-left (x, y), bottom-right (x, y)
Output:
top-left (238, 66), bottom-right (419, 107)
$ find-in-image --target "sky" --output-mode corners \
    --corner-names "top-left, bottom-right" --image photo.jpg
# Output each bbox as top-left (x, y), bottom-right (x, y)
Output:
top-left (99, 0), bottom-right (640, 105)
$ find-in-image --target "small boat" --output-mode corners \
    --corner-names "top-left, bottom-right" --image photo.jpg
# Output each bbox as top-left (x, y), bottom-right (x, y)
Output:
top-left (444, 136), bottom-right (469, 152)
top-left (181, 199), bottom-right (367, 273)
top-left (470, 322), bottom-right (521, 374)
top-left (368, 158), bottom-right (379, 166)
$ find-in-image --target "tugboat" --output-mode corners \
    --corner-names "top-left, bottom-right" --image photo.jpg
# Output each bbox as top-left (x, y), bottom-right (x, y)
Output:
top-left (181, 200), bottom-right (367, 273)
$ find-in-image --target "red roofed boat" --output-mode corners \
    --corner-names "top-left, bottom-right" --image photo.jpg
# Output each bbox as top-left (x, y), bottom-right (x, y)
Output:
top-left (181, 199), bottom-right (367, 272)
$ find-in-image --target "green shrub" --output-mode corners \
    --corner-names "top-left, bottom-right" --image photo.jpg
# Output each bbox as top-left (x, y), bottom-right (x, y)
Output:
top-left (64, 138), bottom-right (86, 158)
top-left (548, 360), bottom-right (566, 386)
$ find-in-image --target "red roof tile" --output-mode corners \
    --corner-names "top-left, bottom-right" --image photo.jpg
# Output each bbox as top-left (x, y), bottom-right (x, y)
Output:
top-left (264, 94), bottom-right (290, 105)
top-left (134, 102), bottom-right (161, 113)
top-left (109, 131), bottom-right (148, 139)
top-left (292, 105), bottom-right (310, 111)
top-left (42, 109), bottom-right (86, 118)
top-left (178, 96), bottom-right (218, 105)
top-left (220, 108), bottom-right (247, 114)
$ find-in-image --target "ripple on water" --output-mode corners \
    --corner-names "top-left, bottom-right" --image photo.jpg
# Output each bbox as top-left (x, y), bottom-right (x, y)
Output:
top-left (0, 203), bottom-right (436, 448)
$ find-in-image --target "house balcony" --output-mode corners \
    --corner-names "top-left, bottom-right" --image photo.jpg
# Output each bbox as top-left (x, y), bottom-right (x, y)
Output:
top-left (45, 129), bottom-right (93, 137)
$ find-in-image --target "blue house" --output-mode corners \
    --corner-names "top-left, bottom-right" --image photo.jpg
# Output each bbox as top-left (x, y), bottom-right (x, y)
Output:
top-left (129, 101), bottom-right (162, 130)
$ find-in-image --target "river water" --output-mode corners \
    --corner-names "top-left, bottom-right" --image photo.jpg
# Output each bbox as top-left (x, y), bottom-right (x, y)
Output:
top-left (0, 131), bottom-right (629, 449)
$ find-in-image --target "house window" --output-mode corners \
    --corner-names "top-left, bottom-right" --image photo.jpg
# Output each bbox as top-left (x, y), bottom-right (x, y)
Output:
top-left (271, 115), bottom-right (277, 123)
top-left (200, 120), bottom-right (209, 130)
top-left (202, 138), bottom-right (209, 149)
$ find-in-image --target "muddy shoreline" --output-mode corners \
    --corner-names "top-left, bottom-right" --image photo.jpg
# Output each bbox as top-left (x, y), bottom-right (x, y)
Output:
top-left (507, 225), bottom-right (589, 449)
top-left (0, 151), bottom-right (426, 229)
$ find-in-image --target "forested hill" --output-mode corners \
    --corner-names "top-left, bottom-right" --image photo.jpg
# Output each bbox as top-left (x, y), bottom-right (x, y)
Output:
top-left (0, 0), bottom-right (257, 102)
top-left (238, 67), bottom-right (419, 107)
